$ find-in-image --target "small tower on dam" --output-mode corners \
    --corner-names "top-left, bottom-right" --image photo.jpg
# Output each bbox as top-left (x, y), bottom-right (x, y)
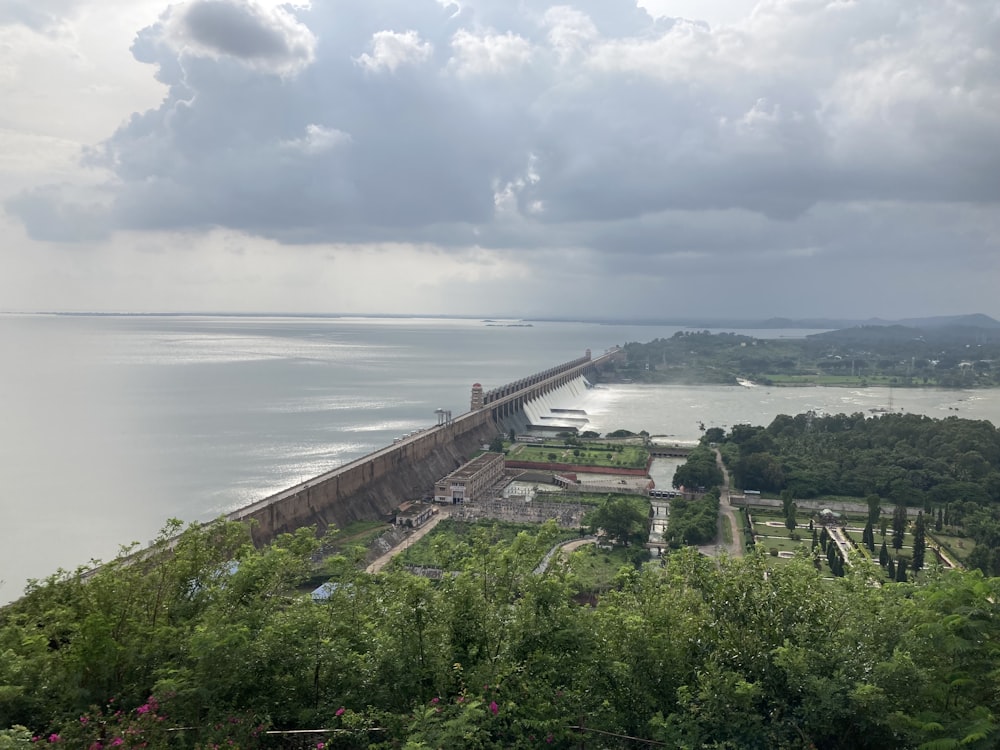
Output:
top-left (471, 382), bottom-right (484, 410)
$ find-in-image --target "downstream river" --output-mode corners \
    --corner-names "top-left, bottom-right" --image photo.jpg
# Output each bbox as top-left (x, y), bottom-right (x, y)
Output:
top-left (2, 314), bottom-right (998, 601)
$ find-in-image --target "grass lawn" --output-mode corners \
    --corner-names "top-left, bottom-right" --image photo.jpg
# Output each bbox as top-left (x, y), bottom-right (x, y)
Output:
top-left (756, 535), bottom-right (809, 553)
top-left (929, 532), bottom-right (975, 562)
top-left (536, 491), bottom-right (641, 507)
top-left (507, 441), bottom-right (649, 469)
top-left (568, 545), bottom-right (645, 591)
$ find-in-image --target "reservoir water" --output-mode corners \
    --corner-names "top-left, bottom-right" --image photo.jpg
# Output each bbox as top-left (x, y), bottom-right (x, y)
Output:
top-left (2, 314), bottom-right (999, 602)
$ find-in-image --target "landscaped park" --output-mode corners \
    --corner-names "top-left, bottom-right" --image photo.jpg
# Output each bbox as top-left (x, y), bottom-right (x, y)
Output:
top-left (740, 498), bottom-right (975, 580)
top-left (504, 438), bottom-right (650, 470)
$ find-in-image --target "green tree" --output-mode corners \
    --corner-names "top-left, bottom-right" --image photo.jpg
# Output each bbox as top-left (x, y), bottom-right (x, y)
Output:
top-left (866, 494), bottom-right (881, 526)
top-left (892, 504), bottom-right (907, 551)
top-left (589, 496), bottom-right (649, 547)
top-left (879, 539), bottom-right (889, 567)
top-left (896, 557), bottom-right (908, 583)
top-left (912, 512), bottom-right (926, 572)
top-left (784, 502), bottom-right (797, 533)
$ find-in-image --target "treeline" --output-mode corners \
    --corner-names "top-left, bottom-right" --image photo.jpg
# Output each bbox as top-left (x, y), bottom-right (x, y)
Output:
top-left (723, 412), bottom-right (1000, 503)
top-left (2, 520), bottom-right (999, 749)
top-left (671, 444), bottom-right (723, 490)
top-left (611, 328), bottom-right (1000, 386)
top-left (665, 488), bottom-right (720, 546)
top-left (714, 412), bottom-right (1000, 574)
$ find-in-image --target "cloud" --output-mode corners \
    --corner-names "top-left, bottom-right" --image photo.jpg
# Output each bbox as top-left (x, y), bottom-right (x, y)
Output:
top-left (6, 183), bottom-right (113, 241)
top-left (449, 29), bottom-right (533, 76)
top-left (0, 0), bottom-right (81, 32)
top-left (164, 0), bottom-right (317, 74)
top-left (5, 0), bottom-right (999, 291)
top-left (281, 123), bottom-right (352, 154)
top-left (355, 29), bottom-right (433, 73)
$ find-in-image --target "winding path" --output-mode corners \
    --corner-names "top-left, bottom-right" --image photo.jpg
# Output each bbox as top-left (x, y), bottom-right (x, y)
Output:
top-left (714, 448), bottom-right (744, 558)
top-left (365, 507), bottom-right (451, 574)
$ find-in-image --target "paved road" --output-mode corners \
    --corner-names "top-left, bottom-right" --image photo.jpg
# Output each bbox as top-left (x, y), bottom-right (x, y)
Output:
top-left (365, 507), bottom-right (450, 574)
top-left (535, 537), bottom-right (597, 574)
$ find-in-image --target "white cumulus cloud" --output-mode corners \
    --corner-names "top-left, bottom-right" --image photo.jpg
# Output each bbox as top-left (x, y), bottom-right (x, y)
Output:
top-left (355, 29), bottom-right (433, 73)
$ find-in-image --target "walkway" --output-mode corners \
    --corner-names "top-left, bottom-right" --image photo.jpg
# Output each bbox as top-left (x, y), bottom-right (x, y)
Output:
top-left (535, 537), bottom-right (597, 574)
top-left (365, 507), bottom-right (451, 574)
top-left (713, 448), bottom-right (743, 558)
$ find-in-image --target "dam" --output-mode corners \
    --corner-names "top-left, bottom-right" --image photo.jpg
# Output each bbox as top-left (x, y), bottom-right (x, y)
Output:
top-left (228, 348), bottom-right (622, 545)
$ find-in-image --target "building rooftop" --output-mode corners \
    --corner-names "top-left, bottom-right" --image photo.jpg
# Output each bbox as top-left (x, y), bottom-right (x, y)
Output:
top-left (445, 451), bottom-right (503, 481)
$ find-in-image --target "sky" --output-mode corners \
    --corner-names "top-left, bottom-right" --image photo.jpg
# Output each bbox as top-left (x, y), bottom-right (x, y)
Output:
top-left (2, 0), bottom-right (998, 321)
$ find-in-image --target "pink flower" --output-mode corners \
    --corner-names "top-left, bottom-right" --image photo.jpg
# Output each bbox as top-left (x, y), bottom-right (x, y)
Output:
top-left (48, 734), bottom-right (60, 744)
top-left (335, 707), bottom-right (345, 717)
top-left (111, 739), bottom-right (124, 747)
top-left (79, 717), bottom-right (89, 725)
top-left (316, 744), bottom-right (325, 750)
top-left (88, 743), bottom-right (103, 750)
top-left (489, 701), bottom-right (499, 715)
top-left (136, 704), bottom-right (150, 714)
top-left (430, 697), bottom-right (439, 704)
top-left (546, 734), bottom-right (554, 743)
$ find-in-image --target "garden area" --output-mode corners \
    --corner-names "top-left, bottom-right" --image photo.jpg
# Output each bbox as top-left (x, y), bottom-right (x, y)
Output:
top-left (747, 504), bottom-right (971, 582)
top-left (390, 518), bottom-right (580, 572)
top-left (506, 440), bottom-right (649, 469)
top-left (748, 509), bottom-right (847, 578)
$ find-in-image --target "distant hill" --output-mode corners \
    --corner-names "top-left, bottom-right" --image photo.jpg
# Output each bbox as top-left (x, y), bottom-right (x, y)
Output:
top-left (758, 313), bottom-right (1000, 330)
top-left (809, 325), bottom-right (923, 343)
top-left (895, 313), bottom-right (1000, 329)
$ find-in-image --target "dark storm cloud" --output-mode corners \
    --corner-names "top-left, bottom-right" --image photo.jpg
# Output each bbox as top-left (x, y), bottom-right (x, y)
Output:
top-left (6, 184), bottom-right (113, 241)
top-left (6, 0), bottom-right (1000, 269)
top-left (170, 0), bottom-right (316, 69)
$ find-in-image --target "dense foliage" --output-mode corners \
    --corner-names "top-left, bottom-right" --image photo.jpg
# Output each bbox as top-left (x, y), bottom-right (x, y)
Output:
top-left (665, 489), bottom-right (720, 546)
top-left (722, 412), bottom-right (1000, 502)
top-left (714, 412), bottom-right (1000, 575)
top-left (2, 519), bottom-right (999, 749)
top-left (671, 444), bottom-right (723, 490)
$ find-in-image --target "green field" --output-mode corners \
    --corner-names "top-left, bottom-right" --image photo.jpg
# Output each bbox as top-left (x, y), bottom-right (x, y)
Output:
top-left (507, 441), bottom-right (649, 469)
top-left (929, 532), bottom-right (975, 563)
top-left (535, 491), bottom-right (626, 506)
top-left (567, 544), bottom-right (646, 591)
top-left (391, 519), bottom-right (578, 570)
top-left (750, 511), bottom-right (840, 576)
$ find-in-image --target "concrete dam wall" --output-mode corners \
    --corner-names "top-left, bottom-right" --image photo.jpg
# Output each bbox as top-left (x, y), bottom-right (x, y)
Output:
top-left (229, 409), bottom-right (498, 545)
top-left (225, 351), bottom-right (618, 547)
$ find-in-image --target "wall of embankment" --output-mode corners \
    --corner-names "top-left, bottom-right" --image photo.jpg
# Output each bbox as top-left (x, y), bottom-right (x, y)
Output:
top-left (229, 410), bottom-right (499, 545)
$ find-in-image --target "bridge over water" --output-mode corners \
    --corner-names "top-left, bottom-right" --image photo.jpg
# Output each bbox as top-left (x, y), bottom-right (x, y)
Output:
top-left (229, 348), bottom-right (624, 545)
